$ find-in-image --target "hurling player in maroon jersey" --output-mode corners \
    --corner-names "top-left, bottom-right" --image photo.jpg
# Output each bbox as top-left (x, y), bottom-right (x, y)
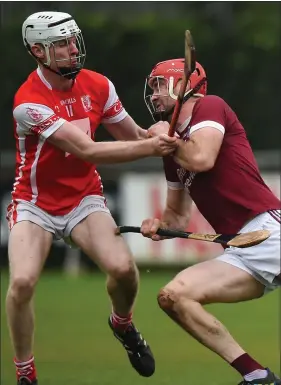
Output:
top-left (141, 58), bottom-right (281, 384)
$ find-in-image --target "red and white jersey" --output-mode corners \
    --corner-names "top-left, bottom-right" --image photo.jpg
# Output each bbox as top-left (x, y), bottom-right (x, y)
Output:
top-left (164, 95), bottom-right (281, 234)
top-left (9, 67), bottom-right (128, 216)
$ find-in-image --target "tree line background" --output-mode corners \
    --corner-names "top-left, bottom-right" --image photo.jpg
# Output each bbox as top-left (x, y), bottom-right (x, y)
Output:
top-left (1, 1), bottom-right (280, 150)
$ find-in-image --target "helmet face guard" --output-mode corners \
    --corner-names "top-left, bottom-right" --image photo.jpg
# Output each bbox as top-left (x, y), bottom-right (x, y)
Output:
top-left (144, 76), bottom-right (175, 122)
top-left (43, 33), bottom-right (86, 79)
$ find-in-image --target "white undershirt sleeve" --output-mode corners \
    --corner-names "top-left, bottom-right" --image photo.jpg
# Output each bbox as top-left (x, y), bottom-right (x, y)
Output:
top-left (13, 103), bottom-right (66, 138)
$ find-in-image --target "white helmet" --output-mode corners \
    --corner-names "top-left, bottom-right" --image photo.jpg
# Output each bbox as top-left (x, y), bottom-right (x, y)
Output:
top-left (22, 11), bottom-right (86, 79)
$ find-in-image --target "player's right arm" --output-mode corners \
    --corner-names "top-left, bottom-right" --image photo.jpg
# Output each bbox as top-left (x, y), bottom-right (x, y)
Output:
top-left (49, 121), bottom-right (178, 163)
top-left (48, 118), bottom-right (178, 162)
top-left (141, 187), bottom-right (192, 241)
top-left (13, 103), bottom-right (178, 163)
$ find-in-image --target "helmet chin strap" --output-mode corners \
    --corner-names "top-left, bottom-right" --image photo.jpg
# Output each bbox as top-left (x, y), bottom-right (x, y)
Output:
top-left (42, 62), bottom-right (82, 80)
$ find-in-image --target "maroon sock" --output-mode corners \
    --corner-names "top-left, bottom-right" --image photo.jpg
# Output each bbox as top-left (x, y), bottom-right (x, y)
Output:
top-left (231, 353), bottom-right (265, 376)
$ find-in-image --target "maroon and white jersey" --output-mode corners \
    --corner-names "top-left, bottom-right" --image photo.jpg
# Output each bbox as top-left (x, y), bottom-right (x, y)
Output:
top-left (8, 67), bottom-right (128, 220)
top-left (164, 95), bottom-right (281, 234)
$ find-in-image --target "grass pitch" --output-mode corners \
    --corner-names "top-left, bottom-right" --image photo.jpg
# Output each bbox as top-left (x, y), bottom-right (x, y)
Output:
top-left (1, 270), bottom-right (280, 385)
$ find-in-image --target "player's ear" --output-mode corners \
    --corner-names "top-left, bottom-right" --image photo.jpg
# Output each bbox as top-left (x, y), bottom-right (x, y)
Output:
top-left (174, 79), bottom-right (187, 96)
top-left (30, 44), bottom-right (45, 60)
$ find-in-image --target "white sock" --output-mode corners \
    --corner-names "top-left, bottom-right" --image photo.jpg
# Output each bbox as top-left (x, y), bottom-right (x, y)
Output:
top-left (244, 369), bottom-right (268, 381)
top-left (14, 356), bottom-right (34, 367)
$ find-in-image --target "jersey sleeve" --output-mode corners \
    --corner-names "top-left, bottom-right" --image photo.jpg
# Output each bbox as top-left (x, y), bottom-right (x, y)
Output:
top-left (162, 156), bottom-right (183, 190)
top-left (189, 96), bottom-right (226, 136)
top-left (101, 78), bottom-right (128, 124)
top-left (13, 103), bottom-right (66, 138)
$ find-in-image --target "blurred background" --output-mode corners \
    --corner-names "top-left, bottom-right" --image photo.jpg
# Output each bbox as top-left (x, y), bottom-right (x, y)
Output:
top-left (1, 2), bottom-right (280, 385)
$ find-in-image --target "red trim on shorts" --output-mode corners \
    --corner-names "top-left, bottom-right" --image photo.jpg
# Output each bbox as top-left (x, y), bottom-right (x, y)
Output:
top-left (6, 201), bottom-right (18, 230)
top-left (268, 209), bottom-right (281, 224)
top-left (13, 203), bottom-right (18, 227)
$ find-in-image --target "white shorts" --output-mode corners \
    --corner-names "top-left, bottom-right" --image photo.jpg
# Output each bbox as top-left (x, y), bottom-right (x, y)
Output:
top-left (216, 210), bottom-right (281, 293)
top-left (8, 195), bottom-right (111, 244)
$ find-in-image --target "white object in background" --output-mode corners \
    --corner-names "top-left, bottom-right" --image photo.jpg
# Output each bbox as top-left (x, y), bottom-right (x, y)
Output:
top-left (119, 172), bottom-right (280, 265)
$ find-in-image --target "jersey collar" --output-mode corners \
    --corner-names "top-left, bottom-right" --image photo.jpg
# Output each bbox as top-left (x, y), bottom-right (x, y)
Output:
top-left (177, 116), bottom-right (191, 134)
top-left (37, 67), bottom-right (52, 90)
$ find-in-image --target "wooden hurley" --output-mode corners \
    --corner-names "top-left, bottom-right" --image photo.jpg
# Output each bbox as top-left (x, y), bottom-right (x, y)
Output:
top-left (168, 30), bottom-right (196, 137)
top-left (115, 226), bottom-right (270, 249)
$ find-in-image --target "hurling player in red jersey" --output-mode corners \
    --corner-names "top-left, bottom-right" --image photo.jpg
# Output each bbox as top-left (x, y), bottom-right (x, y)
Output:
top-left (6, 12), bottom-right (178, 385)
top-left (141, 58), bottom-right (281, 384)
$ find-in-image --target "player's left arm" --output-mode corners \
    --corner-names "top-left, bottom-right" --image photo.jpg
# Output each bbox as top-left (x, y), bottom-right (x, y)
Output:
top-left (103, 115), bottom-right (148, 140)
top-left (174, 96), bottom-right (226, 172)
top-left (101, 77), bottom-right (147, 140)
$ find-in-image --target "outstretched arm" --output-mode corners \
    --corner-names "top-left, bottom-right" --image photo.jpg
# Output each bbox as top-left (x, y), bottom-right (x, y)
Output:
top-left (13, 102), bottom-right (177, 165)
top-left (48, 120), bottom-right (177, 164)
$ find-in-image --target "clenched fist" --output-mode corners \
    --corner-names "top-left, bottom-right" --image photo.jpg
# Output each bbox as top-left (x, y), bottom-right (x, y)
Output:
top-left (141, 218), bottom-right (168, 241)
top-left (147, 121), bottom-right (170, 138)
top-left (150, 133), bottom-right (178, 156)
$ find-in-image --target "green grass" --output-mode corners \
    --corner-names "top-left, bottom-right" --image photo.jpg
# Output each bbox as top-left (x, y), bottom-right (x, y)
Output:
top-left (1, 270), bottom-right (280, 384)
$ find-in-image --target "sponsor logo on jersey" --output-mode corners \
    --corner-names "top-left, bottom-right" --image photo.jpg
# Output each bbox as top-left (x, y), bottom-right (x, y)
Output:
top-left (81, 95), bottom-right (93, 112)
top-left (60, 97), bottom-right (76, 106)
top-left (177, 168), bottom-right (196, 193)
top-left (26, 107), bottom-right (43, 123)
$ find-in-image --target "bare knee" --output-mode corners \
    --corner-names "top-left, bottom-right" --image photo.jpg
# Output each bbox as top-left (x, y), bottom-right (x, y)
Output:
top-left (108, 257), bottom-right (138, 282)
top-left (7, 276), bottom-right (37, 304)
top-left (157, 282), bottom-right (183, 313)
top-left (157, 278), bottom-right (201, 313)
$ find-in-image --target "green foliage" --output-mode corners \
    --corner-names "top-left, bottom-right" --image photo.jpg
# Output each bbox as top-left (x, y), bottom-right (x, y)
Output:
top-left (2, 3), bottom-right (280, 149)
